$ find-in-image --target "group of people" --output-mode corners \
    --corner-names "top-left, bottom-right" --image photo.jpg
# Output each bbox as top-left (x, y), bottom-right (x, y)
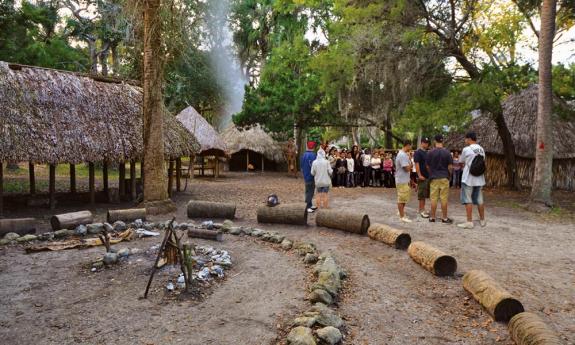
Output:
top-left (300, 131), bottom-right (486, 229)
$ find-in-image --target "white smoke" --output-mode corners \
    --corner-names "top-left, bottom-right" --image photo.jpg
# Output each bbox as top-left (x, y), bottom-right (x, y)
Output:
top-left (206, 0), bottom-right (248, 131)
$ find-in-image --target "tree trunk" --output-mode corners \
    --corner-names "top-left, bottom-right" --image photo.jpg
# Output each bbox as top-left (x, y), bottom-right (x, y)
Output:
top-left (50, 211), bottom-right (94, 230)
top-left (531, 0), bottom-right (556, 206)
top-left (99, 41), bottom-right (110, 76)
top-left (143, 0), bottom-right (168, 203)
top-left (492, 108), bottom-right (520, 189)
top-left (88, 38), bottom-right (98, 74)
top-left (107, 208), bottom-right (147, 223)
top-left (187, 200), bottom-right (237, 219)
top-left (111, 44), bottom-right (120, 76)
top-left (407, 241), bottom-right (457, 276)
top-left (316, 209), bottom-right (370, 235)
top-left (508, 312), bottom-right (563, 345)
top-left (257, 203), bottom-right (308, 225)
top-left (294, 122), bottom-right (303, 170)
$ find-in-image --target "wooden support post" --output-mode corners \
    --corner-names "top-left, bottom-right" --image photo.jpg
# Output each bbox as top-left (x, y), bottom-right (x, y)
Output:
top-left (167, 160), bottom-right (174, 197)
top-left (215, 158), bottom-right (219, 179)
top-left (119, 161), bottom-right (126, 197)
top-left (246, 151), bottom-right (250, 172)
top-left (130, 160), bottom-right (136, 201)
top-left (89, 162), bottom-right (95, 205)
top-left (29, 162), bottom-right (36, 195)
top-left (103, 160), bottom-right (109, 193)
top-left (190, 156), bottom-right (194, 179)
top-left (261, 155), bottom-right (264, 172)
top-left (49, 164), bottom-right (56, 210)
top-left (69, 164), bottom-right (76, 193)
top-left (0, 161), bottom-right (3, 217)
top-left (176, 158), bottom-right (182, 191)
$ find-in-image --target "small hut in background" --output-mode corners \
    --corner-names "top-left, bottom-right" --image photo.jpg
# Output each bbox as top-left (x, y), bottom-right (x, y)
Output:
top-left (445, 85), bottom-right (575, 191)
top-left (0, 61), bottom-right (199, 215)
top-left (176, 106), bottom-right (227, 177)
top-left (223, 124), bottom-right (285, 172)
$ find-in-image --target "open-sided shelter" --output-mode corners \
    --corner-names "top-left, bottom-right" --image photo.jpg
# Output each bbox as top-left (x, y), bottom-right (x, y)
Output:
top-left (222, 124), bottom-right (285, 172)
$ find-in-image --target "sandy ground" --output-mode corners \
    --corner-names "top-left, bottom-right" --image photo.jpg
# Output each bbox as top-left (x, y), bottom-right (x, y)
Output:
top-left (0, 172), bottom-right (574, 344)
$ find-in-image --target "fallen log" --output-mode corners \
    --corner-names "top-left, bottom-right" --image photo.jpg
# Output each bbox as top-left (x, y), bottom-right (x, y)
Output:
top-left (508, 312), bottom-right (563, 345)
top-left (257, 203), bottom-right (307, 225)
top-left (0, 218), bottom-right (37, 236)
top-left (316, 209), bottom-right (369, 235)
top-left (367, 223), bottom-right (411, 249)
top-left (407, 241), bottom-right (457, 276)
top-left (187, 228), bottom-right (223, 241)
top-left (187, 200), bottom-right (236, 219)
top-left (463, 270), bottom-right (524, 322)
top-left (107, 208), bottom-right (147, 223)
top-left (50, 211), bottom-right (94, 230)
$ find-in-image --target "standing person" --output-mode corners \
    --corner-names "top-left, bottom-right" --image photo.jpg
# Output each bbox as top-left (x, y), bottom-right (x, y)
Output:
top-left (311, 149), bottom-right (333, 209)
top-left (371, 152), bottom-right (382, 187)
top-left (335, 151), bottom-right (347, 188)
top-left (414, 137), bottom-right (431, 218)
top-left (426, 134), bottom-right (454, 224)
top-left (457, 132), bottom-right (487, 229)
top-left (362, 148), bottom-right (372, 187)
top-left (345, 152), bottom-right (355, 187)
top-left (395, 141), bottom-right (413, 223)
top-left (352, 145), bottom-right (362, 187)
top-left (382, 153), bottom-right (394, 188)
top-left (301, 141), bottom-right (317, 213)
top-left (452, 151), bottom-right (462, 188)
top-left (284, 138), bottom-right (298, 178)
top-left (410, 152), bottom-right (418, 188)
top-left (328, 147), bottom-right (337, 187)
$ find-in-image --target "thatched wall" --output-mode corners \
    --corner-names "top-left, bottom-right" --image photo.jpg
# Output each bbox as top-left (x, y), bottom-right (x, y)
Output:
top-left (176, 106), bottom-right (227, 156)
top-left (222, 124), bottom-right (285, 163)
top-left (0, 61), bottom-right (199, 164)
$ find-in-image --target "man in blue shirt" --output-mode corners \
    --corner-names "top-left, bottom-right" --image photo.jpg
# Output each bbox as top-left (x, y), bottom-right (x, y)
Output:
top-left (301, 141), bottom-right (317, 213)
top-left (413, 137), bottom-right (431, 219)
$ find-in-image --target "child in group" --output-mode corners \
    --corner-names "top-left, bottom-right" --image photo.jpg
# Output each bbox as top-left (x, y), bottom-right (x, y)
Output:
top-left (371, 151), bottom-right (382, 187)
top-left (346, 152), bottom-right (355, 187)
top-left (335, 151), bottom-right (348, 188)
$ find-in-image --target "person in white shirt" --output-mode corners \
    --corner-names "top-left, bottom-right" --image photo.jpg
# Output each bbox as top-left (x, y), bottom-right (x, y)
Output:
top-left (345, 152), bottom-right (355, 187)
top-left (361, 149), bottom-right (372, 187)
top-left (457, 132), bottom-right (486, 229)
top-left (371, 152), bottom-right (382, 187)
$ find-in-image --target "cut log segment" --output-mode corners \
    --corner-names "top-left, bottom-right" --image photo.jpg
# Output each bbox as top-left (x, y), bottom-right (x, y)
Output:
top-left (187, 200), bottom-right (236, 219)
top-left (107, 208), bottom-right (147, 223)
top-left (463, 270), bottom-right (524, 322)
top-left (50, 211), bottom-right (94, 230)
top-left (0, 218), bottom-right (37, 236)
top-left (367, 223), bottom-right (411, 249)
top-left (509, 312), bottom-right (564, 345)
top-left (315, 209), bottom-right (370, 234)
top-left (257, 203), bottom-right (307, 225)
top-left (187, 228), bottom-right (223, 241)
top-left (407, 241), bottom-right (457, 276)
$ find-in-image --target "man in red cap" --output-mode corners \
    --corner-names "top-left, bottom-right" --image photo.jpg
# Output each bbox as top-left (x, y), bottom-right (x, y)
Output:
top-left (301, 140), bottom-right (318, 212)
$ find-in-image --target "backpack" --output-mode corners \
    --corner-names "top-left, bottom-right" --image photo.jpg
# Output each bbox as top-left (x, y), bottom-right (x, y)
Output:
top-left (469, 154), bottom-right (486, 176)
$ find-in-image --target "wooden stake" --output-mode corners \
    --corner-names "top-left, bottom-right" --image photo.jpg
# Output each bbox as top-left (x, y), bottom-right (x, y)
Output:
top-left (103, 160), bottom-right (109, 193)
top-left (176, 158), bottom-right (182, 191)
top-left (0, 161), bottom-right (3, 217)
top-left (167, 160), bottom-right (174, 197)
top-left (119, 161), bottom-right (126, 197)
top-left (29, 162), bottom-right (36, 195)
top-left (89, 162), bottom-right (95, 205)
top-left (49, 164), bottom-right (56, 210)
top-left (70, 164), bottom-right (76, 194)
top-left (130, 160), bottom-right (136, 201)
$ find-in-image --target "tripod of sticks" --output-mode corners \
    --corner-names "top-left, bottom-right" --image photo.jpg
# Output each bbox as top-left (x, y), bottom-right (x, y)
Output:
top-left (143, 217), bottom-right (192, 298)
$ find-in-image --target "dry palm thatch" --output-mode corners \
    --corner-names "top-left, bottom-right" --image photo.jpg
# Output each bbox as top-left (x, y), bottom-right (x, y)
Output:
top-left (0, 61), bottom-right (199, 164)
top-left (222, 124), bottom-right (285, 163)
top-left (445, 85), bottom-right (575, 159)
top-left (176, 106), bottom-right (227, 156)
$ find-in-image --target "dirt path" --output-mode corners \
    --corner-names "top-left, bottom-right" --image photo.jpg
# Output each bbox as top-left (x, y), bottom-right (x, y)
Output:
top-left (1, 172), bottom-right (573, 344)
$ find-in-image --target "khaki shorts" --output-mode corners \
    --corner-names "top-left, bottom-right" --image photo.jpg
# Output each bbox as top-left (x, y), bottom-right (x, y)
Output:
top-left (396, 183), bottom-right (411, 204)
top-left (430, 178), bottom-right (450, 203)
top-left (417, 179), bottom-right (430, 200)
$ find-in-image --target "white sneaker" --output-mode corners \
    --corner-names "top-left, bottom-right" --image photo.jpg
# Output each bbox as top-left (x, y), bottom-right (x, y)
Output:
top-left (457, 221), bottom-right (474, 229)
top-left (400, 216), bottom-right (412, 223)
top-left (479, 219), bottom-right (487, 227)
top-left (420, 211), bottom-right (430, 218)
top-left (307, 208), bottom-right (315, 213)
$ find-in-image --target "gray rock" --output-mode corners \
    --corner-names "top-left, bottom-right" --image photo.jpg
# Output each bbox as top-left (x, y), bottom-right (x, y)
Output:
top-left (292, 316), bottom-right (317, 327)
top-left (312, 255), bottom-right (343, 297)
top-left (16, 234), bottom-right (37, 242)
top-left (241, 227), bottom-right (253, 236)
top-left (117, 247), bottom-right (130, 258)
top-left (0, 238), bottom-right (11, 245)
top-left (310, 303), bottom-right (343, 328)
top-left (87, 223), bottom-right (104, 235)
top-left (304, 253), bottom-right (319, 264)
top-left (229, 227), bottom-right (242, 235)
top-left (221, 219), bottom-right (234, 232)
top-left (75, 224), bottom-right (87, 236)
top-left (103, 252), bottom-right (118, 265)
top-left (309, 289), bottom-right (333, 305)
top-left (250, 228), bottom-right (265, 237)
top-left (54, 229), bottom-right (74, 238)
top-left (270, 233), bottom-right (285, 243)
top-left (38, 232), bottom-right (54, 241)
top-left (281, 239), bottom-right (293, 250)
top-left (129, 248), bottom-right (141, 255)
top-left (134, 219), bottom-right (144, 228)
top-left (92, 260), bottom-right (104, 269)
top-left (294, 241), bottom-right (316, 256)
top-left (178, 223), bottom-right (189, 230)
top-left (143, 222), bottom-right (155, 230)
top-left (260, 232), bottom-right (272, 241)
top-left (315, 326), bottom-right (342, 345)
top-left (287, 326), bottom-right (316, 345)
top-left (113, 221), bottom-right (127, 232)
top-left (103, 222), bottom-right (114, 233)
top-left (4, 232), bottom-right (20, 241)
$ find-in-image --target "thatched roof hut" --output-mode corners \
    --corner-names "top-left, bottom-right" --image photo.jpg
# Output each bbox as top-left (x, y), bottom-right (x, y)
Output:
top-left (445, 85), bottom-right (575, 190)
top-left (176, 106), bottom-right (227, 156)
top-left (222, 124), bottom-right (285, 171)
top-left (0, 61), bottom-right (199, 164)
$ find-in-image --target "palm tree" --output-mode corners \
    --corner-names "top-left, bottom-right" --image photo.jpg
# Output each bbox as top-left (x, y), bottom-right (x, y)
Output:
top-left (531, 0), bottom-right (556, 206)
top-left (142, 0), bottom-right (168, 202)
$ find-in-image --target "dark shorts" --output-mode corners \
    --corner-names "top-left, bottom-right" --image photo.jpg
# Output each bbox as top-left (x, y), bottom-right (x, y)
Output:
top-left (417, 179), bottom-right (430, 200)
top-left (317, 186), bottom-right (330, 193)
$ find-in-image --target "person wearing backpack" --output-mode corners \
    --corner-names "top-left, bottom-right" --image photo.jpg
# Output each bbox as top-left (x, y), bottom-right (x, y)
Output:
top-left (457, 132), bottom-right (487, 229)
